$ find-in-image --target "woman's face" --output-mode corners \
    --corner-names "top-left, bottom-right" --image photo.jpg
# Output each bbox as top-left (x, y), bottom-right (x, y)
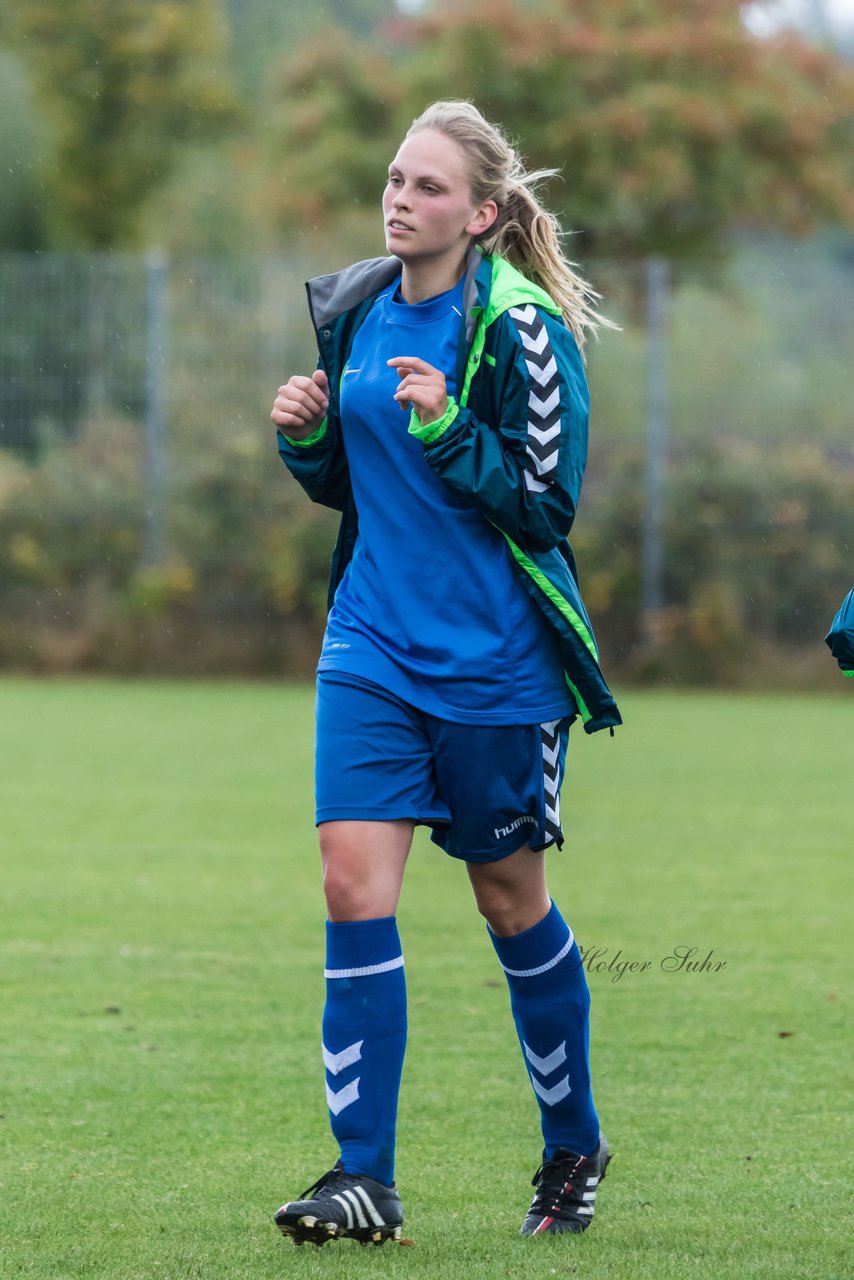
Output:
top-left (383, 128), bottom-right (496, 263)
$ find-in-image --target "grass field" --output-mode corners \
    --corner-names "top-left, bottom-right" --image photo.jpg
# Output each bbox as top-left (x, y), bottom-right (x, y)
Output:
top-left (1, 680), bottom-right (851, 1279)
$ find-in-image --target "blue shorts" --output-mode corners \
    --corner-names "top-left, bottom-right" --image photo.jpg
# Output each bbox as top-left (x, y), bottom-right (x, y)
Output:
top-left (315, 673), bottom-right (572, 863)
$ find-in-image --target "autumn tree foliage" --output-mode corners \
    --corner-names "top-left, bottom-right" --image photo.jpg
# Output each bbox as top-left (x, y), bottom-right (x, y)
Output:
top-left (265, 27), bottom-right (405, 235)
top-left (268, 0), bottom-right (854, 258)
top-left (14, 0), bottom-right (241, 247)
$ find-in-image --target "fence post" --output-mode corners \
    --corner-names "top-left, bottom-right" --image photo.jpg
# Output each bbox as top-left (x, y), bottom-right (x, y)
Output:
top-left (642, 255), bottom-right (669, 647)
top-left (141, 249), bottom-right (169, 570)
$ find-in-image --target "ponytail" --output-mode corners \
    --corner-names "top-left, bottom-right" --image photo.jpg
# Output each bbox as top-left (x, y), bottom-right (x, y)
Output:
top-left (406, 101), bottom-right (617, 355)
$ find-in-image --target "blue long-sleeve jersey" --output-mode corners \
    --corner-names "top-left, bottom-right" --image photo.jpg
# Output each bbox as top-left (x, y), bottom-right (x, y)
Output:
top-left (317, 274), bottom-right (572, 724)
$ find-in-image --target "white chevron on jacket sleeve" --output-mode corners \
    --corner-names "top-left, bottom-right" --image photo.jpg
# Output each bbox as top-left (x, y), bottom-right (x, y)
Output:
top-left (527, 355), bottom-right (558, 387)
top-left (518, 324), bottom-right (549, 356)
top-left (513, 303), bottom-right (537, 324)
top-left (508, 304), bottom-right (562, 493)
top-left (529, 387), bottom-right (561, 420)
top-left (528, 423), bottom-right (561, 448)
top-left (527, 447), bottom-right (559, 477)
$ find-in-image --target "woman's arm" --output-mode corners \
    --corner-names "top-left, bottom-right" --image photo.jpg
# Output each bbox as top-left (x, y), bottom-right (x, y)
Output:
top-left (403, 308), bottom-right (589, 553)
top-left (272, 369), bottom-right (351, 512)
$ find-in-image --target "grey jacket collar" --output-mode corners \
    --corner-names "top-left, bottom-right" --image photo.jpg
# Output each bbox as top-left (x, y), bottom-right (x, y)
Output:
top-left (307, 245), bottom-right (485, 343)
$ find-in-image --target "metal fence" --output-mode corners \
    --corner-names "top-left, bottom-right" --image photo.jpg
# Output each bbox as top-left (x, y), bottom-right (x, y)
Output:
top-left (1, 237), bottom-right (852, 679)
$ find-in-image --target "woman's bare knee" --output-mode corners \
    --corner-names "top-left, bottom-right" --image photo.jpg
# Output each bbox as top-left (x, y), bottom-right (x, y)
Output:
top-left (318, 820), bottom-right (413, 922)
top-left (467, 845), bottom-right (551, 937)
top-left (472, 886), bottom-right (541, 936)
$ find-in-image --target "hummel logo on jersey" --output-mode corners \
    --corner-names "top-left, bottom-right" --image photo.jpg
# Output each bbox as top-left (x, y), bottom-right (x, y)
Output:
top-left (495, 814), bottom-right (537, 840)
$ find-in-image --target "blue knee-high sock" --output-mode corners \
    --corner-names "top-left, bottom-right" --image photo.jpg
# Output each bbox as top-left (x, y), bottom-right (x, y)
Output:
top-left (489, 900), bottom-right (599, 1158)
top-left (322, 916), bottom-right (407, 1186)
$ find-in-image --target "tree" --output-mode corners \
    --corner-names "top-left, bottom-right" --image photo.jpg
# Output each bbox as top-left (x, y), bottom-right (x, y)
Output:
top-left (266, 0), bottom-right (854, 259)
top-left (222, 0), bottom-right (406, 93)
top-left (0, 49), bottom-right (47, 250)
top-left (263, 27), bottom-right (404, 250)
top-left (13, 0), bottom-right (242, 247)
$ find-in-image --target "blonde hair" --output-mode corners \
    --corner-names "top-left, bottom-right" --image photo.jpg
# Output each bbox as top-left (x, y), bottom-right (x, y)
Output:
top-left (406, 100), bottom-right (616, 354)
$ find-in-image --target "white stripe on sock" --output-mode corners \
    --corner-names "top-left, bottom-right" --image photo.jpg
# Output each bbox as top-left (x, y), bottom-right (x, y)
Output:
top-left (497, 929), bottom-right (574, 978)
top-left (324, 955), bottom-right (404, 980)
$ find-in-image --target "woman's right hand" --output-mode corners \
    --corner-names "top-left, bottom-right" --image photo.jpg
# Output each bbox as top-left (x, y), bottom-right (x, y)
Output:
top-left (271, 369), bottom-right (330, 439)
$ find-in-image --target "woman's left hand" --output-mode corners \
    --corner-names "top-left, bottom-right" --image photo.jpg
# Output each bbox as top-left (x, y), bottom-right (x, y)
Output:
top-left (387, 357), bottom-right (448, 426)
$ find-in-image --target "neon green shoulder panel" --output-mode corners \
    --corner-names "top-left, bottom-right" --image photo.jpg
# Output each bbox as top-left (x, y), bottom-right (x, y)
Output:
top-left (459, 256), bottom-right (562, 407)
top-left (482, 256), bottom-right (562, 327)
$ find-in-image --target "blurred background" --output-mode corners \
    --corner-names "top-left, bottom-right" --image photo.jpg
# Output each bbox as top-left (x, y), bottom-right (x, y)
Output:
top-left (0, 0), bottom-right (852, 687)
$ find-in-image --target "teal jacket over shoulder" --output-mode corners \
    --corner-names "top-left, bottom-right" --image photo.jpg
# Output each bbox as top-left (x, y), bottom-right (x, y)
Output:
top-left (278, 246), bottom-right (622, 735)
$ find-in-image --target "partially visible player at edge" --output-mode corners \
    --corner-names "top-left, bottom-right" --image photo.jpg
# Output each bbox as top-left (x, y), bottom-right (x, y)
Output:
top-left (270, 100), bottom-right (622, 1247)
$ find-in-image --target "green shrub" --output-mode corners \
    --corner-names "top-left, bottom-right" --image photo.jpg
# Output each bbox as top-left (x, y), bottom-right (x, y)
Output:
top-left (580, 437), bottom-right (852, 684)
top-left (0, 418), bottom-right (850, 684)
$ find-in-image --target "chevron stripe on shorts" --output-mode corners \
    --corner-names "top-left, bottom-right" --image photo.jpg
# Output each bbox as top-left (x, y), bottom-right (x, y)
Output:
top-left (540, 718), bottom-right (563, 847)
top-left (509, 304), bottom-right (561, 495)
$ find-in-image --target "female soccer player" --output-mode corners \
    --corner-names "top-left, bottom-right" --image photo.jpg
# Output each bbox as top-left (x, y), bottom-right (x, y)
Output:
top-left (270, 100), bottom-right (621, 1247)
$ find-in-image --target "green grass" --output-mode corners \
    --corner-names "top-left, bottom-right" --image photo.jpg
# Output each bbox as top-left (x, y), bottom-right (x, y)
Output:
top-left (1, 680), bottom-right (851, 1279)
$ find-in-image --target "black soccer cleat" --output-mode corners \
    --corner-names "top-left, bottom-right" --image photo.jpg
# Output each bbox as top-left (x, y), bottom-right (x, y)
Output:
top-left (275, 1161), bottom-right (405, 1247)
top-left (520, 1136), bottom-right (611, 1236)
